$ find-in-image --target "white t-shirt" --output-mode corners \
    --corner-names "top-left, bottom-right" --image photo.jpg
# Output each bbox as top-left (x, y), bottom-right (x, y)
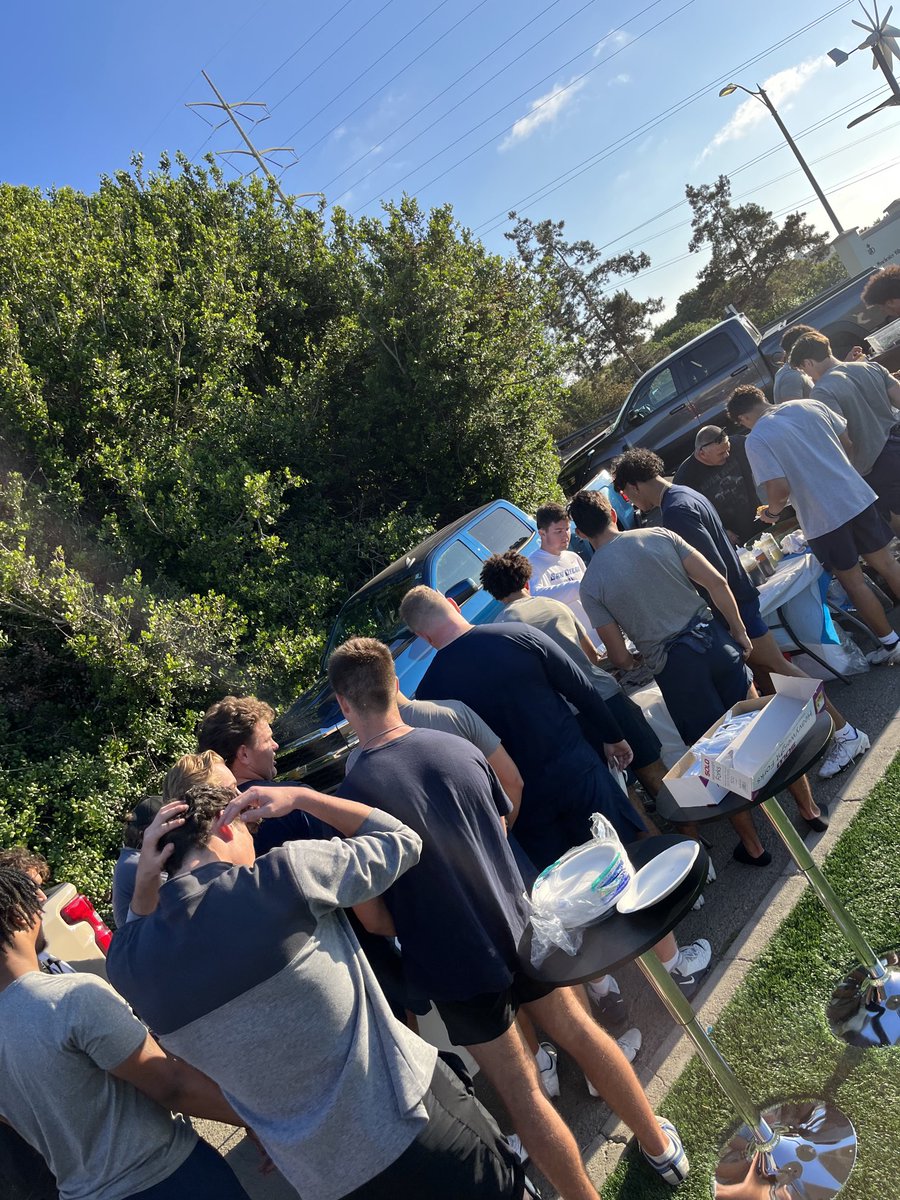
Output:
top-left (528, 548), bottom-right (601, 646)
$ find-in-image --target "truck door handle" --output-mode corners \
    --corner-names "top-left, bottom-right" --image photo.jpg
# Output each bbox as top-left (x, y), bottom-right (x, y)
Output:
top-left (730, 364), bottom-right (750, 377)
top-left (670, 403), bottom-right (687, 413)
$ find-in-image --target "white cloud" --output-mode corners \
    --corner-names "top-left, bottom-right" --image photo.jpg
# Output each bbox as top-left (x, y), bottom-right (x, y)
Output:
top-left (594, 29), bottom-right (630, 57)
top-left (701, 56), bottom-right (828, 159)
top-left (608, 73), bottom-right (631, 86)
top-left (333, 126), bottom-right (347, 141)
top-left (499, 77), bottom-right (586, 151)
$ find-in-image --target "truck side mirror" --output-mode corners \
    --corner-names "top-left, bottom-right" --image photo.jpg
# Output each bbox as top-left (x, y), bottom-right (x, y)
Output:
top-left (627, 411), bottom-right (645, 427)
top-left (445, 579), bottom-right (478, 606)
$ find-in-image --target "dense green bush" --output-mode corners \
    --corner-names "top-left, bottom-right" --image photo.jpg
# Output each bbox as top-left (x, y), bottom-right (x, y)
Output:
top-left (0, 156), bottom-right (564, 908)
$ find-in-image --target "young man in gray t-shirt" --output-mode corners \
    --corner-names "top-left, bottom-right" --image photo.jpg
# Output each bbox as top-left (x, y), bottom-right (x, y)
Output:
top-left (0, 867), bottom-right (249, 1200)
top-left (790, 331), bottom-right (900, 534)
top-left (728, 384), bottom-right (900, 666)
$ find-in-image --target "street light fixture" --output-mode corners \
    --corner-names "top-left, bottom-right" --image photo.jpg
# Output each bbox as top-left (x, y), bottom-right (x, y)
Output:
top-left (718, 82), bottom-right (844, 235)
top-left (828, 2), bottom-right (900, 127)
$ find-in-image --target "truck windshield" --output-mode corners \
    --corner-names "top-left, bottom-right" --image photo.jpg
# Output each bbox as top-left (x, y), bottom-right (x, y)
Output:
top-left (322, 570), bottom-right (424, 667)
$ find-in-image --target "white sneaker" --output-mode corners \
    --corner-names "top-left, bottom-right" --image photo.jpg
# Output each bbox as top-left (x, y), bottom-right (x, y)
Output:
top-left (691, 893), bottom-right (705, 911)
top-left (706, 857), bottom-right (716, 884)
top-left (866, 642), bottom-right (900, 665)
top-left (587, 1028), bottom-right (642, 1096)
top-left (667, 939), bottom-right (712, 995)
top-left (586, 973), bottom-right (619, 1003)
top-left (536, 1041), bottom-right (559, 1098)
top-left (818, 725), bottom-right (870, 779)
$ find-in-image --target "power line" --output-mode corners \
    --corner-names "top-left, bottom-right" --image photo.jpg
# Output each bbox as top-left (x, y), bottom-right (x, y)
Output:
top-left (342, 0), bottom-right (684, 208)
top-left (269, 0), bottom-right (399, 114)
top-left (471, 1), bottom-right (856, 237)
top-left (315, 0), bottom-right (602, 193)
top-left (285, 0), bottom-right (464, 146)
top-left (246, 0), bottom-right (358, 101)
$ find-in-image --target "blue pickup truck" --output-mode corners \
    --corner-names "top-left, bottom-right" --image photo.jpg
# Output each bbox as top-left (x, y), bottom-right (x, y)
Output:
top-left (275, 500), bottom-right (539, 787)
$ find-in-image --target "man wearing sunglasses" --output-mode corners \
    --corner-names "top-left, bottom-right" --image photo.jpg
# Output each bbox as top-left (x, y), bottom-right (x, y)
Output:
top-left (673, 426), bottom-right (760, 545)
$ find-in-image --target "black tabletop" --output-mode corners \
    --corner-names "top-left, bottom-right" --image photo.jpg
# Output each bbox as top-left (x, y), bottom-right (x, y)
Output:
top-left (519, 835), bottom-right (709, 985)
top-left (655, 712), bottom-right (834, 827)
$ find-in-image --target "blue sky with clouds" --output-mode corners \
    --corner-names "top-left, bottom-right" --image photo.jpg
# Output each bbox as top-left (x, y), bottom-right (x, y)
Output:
top-left (4, 0), bottom-right (899, 315)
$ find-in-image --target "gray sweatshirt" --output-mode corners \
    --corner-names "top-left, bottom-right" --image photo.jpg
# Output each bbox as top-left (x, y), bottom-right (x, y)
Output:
top-left (107, 810), bottom-right (436, 1200)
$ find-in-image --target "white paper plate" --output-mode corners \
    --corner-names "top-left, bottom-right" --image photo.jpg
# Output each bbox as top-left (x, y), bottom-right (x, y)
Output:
top-left (616, 842), bottom-right (700, 915)
top-left (532, 842), bottom-right (630, 928)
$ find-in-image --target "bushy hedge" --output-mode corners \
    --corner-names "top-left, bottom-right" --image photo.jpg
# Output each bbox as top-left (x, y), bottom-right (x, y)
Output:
top-left (0, 155), bottom-right (564, 908)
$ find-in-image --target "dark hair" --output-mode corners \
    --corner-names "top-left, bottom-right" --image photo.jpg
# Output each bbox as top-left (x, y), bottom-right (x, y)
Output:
top-left (158, 784), bottom-right (234, 874)
top-left (567, 490), bottom-right (613, 539)
top-left (0, 847), bottom-right (50, 884)
top-left (788, 332), bottom-right (831, 368)
top-left (535, 502), bottom-right (568, 530)
top-left (197, 696), bottom-right (275, 766)
top-left (611, 448), bottom-right (665, 494)
top-left (726, 384), bottom-right (769, 422)
top-left (780, 323), bottom-right (816, 354)
top-left (327, 637), bottom-right (396, 714)
top-left (480, 551), bottom-right (533, 601)
top-left (861, 264), bottom-right (900, 307)
top-left (0, 867), bottom-right (43, 952)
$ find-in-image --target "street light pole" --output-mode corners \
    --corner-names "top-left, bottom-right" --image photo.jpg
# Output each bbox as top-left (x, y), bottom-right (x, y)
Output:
top-left (719, 83), bottom-right (844, 236)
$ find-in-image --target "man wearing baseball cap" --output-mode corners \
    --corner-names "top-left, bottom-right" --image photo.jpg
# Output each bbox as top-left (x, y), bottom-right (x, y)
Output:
top-left (672, 425), bottom-right (760, 543)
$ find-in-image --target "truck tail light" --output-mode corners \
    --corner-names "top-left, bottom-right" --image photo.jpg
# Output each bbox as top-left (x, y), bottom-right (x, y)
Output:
top-left (60, 895), bottom-right (112, 954)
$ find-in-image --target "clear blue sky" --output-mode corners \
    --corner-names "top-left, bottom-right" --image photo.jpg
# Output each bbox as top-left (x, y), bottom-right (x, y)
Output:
top-left (4, 0), bottom-right (898, 315)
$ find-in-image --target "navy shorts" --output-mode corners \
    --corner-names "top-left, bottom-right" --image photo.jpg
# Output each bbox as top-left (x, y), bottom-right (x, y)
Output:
top-left (655, 620), bottom-right (752, 746)
top-left (864, 432), bottom-right (900, 519)
top-left (739, 593), bottom-right (769, 640)
top-left (807, 503), bottom-right (894, 573)
top-left (605, 692), bottom-right (663, 769)
top-left (435, 973), bottom-right (556, 1047)
top-left (123, 1139), bottom-right (249, 1199)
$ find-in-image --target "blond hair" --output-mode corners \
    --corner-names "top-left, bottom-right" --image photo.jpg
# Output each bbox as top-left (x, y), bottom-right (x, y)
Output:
top-left (398, 585), bottom-right (451, 635)
top-left (163, 750), bottom-right (227, 802)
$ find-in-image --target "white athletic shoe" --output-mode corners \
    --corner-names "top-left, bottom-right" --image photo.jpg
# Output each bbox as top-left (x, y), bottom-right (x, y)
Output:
top-left (667, 939), bottom-right (712, 995)
top-left (536, 1041), bottom-right (559, 1099)
top-left (706, 857), bottom-right (717, 884)
top-left (866, 642), bottom-right (900, 666)
top-left (641, 1119), bottom-right (691, 1187)
top-left (818, 725), bottom-right (870, 779)
top-left (587, 1028), bottom-right (642, 1096)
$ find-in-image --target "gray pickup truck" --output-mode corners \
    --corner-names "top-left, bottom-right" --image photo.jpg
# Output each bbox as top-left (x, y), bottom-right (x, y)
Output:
top-left (559, 266), bottom-right (897, 495)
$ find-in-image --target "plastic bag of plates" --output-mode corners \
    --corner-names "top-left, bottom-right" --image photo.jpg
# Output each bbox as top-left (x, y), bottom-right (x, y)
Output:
top-left (528, 814), bottom-right (634, 967)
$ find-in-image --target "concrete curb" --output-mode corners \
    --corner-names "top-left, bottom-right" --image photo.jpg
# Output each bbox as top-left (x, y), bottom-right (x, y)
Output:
top-left (582, 703), bottom-right (900, 1187)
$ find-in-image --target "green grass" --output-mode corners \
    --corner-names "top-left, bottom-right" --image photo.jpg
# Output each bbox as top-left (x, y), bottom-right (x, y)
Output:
top-left (603, 753), bottom-right (900, 1199)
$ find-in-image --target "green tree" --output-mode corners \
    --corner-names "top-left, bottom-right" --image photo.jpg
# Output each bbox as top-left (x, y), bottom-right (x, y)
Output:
top-left (0, 159), bottom-right (565, 906)
top-left (506, 214), bottom-right (662, 378)
top-left (685, 174), bottom-right (830, 318)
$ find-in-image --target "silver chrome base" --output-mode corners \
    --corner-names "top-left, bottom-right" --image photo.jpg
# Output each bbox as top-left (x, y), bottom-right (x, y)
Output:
top-left (715, 1099), bottom-right (857, 1199)
top-left (828, 950), bottom-right (900, 1046)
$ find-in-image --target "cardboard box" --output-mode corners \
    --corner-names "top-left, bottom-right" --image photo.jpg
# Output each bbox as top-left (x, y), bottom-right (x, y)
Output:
top-left (662, 677), bottom-right (825, 809)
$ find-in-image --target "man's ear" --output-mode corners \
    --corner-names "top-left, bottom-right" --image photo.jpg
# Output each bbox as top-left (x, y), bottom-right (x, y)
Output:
top-left (448, 597), bottom-right (462, 614)
top-left (213, 814), bottom-right (235, 842)
top-left (335, 692), bottom-right (351, 719)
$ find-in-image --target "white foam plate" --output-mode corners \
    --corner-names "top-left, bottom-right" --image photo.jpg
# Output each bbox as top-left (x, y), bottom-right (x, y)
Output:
top-left (616, 842), bottom-right (700, 914)
top-left (532, 841), bottom-right (627, 928)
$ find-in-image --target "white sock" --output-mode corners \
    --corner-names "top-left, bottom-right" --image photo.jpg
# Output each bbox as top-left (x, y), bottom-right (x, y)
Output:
top-left (645, 1134), bottom-right (676, 1164)
top-left (536, 1046), bottom-right (553, 1071)
top-left (880, 632), bottom-right (899, 647)
top-left (662, 951), bottom-right (680, 972)
top-left (836, 723), bottom-right (856, 739)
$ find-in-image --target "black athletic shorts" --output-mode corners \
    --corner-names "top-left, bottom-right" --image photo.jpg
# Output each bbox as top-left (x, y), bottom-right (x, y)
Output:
top-left (343, 1057), bottom-right (525, 1199)
top-left (604, 692), bottom-right (662, 770)
top-left (435, 973), bottom-right (556, 1047)
top-left (807, 503), bottom-right (893, 573)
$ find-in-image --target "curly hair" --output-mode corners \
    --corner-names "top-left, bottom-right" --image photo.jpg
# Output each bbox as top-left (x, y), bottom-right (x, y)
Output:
top-left (611, 448), bottom-right (665, 494)
top-left (480, 551), bottom-right (533, 601)
top-left (726, 384), bottom-right (769, 423)
top-left (197, 696), bottom-right (275, 766)
top-left (0, 867), bottom-right (44, 952)
top-left (861, 264), bottom-right (900, 307)
top-left (0, 847), bottom-right (50, 885)
top-left (158, 784), bottom-right (235, 874)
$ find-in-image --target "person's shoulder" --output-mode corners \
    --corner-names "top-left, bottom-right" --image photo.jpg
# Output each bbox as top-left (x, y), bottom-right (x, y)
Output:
top-left (672, 453), bottom-right (699, 483)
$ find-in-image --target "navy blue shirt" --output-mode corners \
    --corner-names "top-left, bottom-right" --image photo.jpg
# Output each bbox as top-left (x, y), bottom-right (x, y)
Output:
top-left (415, 624), bottom-right (622, 801)
top-left (237, 780), bottom-right (335, 855)
top-left (660, 485), bottom-right (758, 614)
top-left (338, 728), bottom-right (527, 1003)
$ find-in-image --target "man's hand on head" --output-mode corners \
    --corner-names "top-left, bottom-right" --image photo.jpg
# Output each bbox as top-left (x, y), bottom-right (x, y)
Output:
top-left (137, 802), bottom-right (187, 878)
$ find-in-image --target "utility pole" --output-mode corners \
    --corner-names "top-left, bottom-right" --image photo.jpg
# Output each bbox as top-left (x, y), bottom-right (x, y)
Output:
top-left (187, 71), bottom-right (324, 210)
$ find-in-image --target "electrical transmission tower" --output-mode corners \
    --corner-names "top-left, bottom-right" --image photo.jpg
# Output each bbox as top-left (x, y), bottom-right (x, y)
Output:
top-left (187, 70), bottom-right (324, 209)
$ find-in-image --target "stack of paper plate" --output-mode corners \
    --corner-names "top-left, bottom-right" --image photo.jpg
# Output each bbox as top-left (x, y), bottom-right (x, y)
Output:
top-left (532, 842), bottom-right (632, 929)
